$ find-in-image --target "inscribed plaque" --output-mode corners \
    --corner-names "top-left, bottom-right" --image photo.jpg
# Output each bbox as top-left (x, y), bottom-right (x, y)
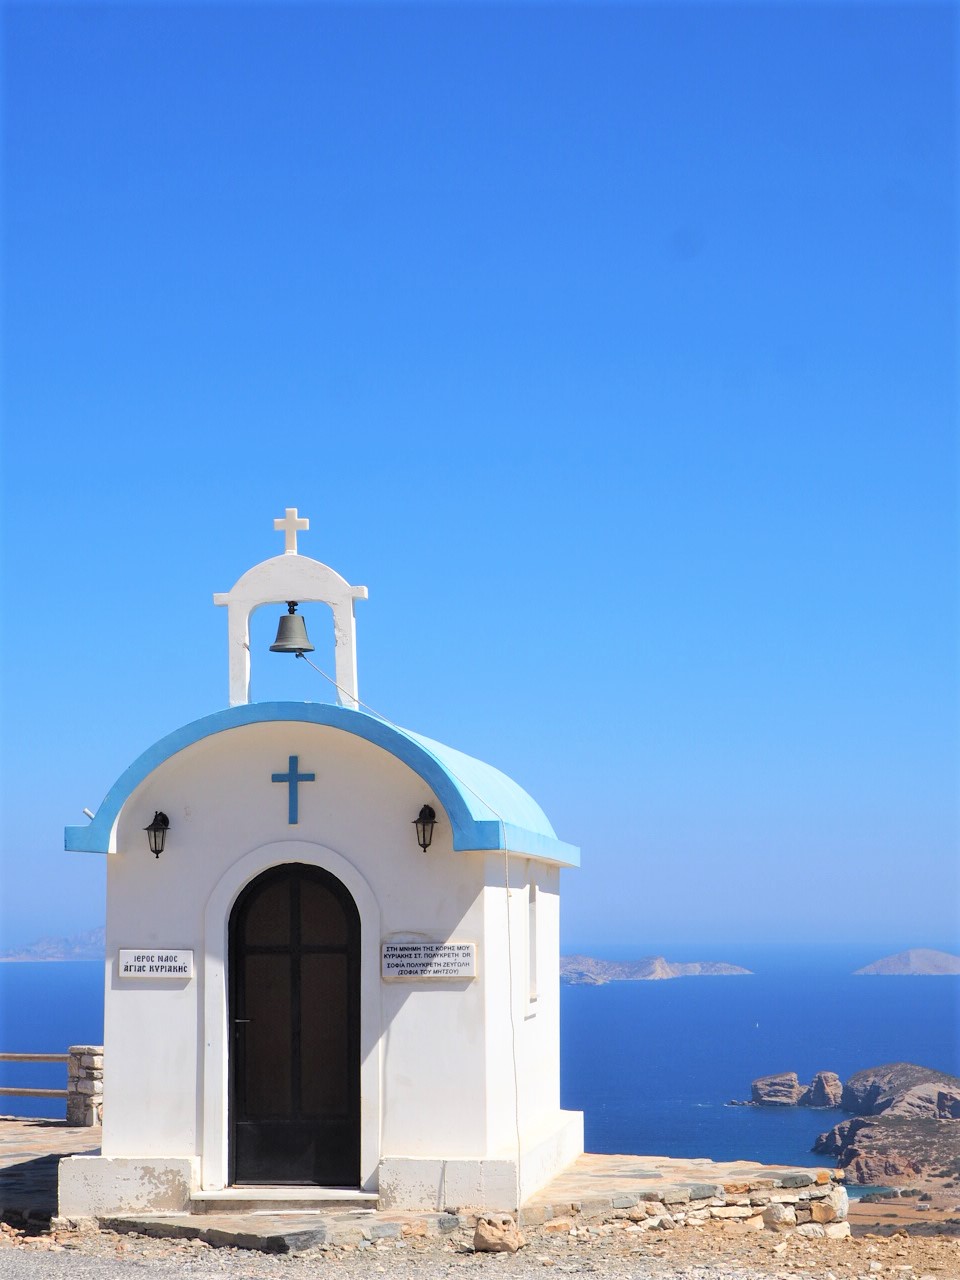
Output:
top-left (118, 949), bottom-right (194, 978)
top-left (381, 942), bottom-right (476, 980)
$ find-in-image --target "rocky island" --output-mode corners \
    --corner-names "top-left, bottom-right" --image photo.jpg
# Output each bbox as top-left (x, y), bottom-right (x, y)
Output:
top-left (0, 926), bottom-right (105, 961)
top-left (560, 955), bottom-right (752, 984)
top-left (749, 1070), bottom-right (843, 1108)
top-left (854, 948), bottom-right (960, 975)
top-left (744, 1063), bottom-right (960, 1186)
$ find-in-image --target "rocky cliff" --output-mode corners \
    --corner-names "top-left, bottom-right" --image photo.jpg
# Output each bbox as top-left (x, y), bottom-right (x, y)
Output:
top-left (812, 1064), bottom-right (960, 1185)
top-left (840, 1063), bottom-right (960, 1117)
top-left (560, 955), bottom-right (752, 984)
top-left (745, 1062), bottom-right (960, 1185)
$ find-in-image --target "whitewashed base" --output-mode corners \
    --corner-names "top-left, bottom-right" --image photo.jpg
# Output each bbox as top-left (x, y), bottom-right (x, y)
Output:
top-left (57, 1112), bottom-right (583, 1216)
top-left (378, 1109), bottom-right (584, 1211)
top-left (58, 1156), bottom-right (196, 1217)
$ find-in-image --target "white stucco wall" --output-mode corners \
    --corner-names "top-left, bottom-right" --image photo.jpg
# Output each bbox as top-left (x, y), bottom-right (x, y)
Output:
top-left (96, 717), bottom-right (579, 1203)
top-left (479, 856), bottom-right (563, 1154)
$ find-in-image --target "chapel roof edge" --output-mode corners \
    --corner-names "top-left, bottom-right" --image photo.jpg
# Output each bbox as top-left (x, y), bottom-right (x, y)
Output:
top-left (64, 702), bottom-right (579, 868)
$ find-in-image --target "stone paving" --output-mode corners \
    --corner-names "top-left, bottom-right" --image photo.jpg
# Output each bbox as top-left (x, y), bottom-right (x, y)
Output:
top-left (0, 1116), bottom-right (849, 1253)
top-left (0, 1117), bottom-right (100, 1218)
top-left (525, 1151), bottom-right (838, 1206)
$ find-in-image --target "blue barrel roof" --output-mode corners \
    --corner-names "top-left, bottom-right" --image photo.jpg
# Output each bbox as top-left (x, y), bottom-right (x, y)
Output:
top-left (64, 702), bottom-right (579, 866)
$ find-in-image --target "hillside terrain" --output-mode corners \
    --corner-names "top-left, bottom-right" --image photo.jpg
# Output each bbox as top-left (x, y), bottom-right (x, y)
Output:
top-left (854, 948), bottom-right (960, 975)
top-left (561, 954), bottom-right (751, 984)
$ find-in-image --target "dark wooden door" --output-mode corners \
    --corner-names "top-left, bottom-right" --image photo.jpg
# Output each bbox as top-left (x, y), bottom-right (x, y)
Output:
top-left (229, 864), bottom-right (360, 1185)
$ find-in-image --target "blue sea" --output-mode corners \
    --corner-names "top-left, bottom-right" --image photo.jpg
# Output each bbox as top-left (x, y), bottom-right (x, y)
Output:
top-left (2, 950), bottom-right (958, 1170)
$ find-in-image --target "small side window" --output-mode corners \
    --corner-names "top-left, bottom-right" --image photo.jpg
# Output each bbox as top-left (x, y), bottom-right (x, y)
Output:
top-left (528, 877), bottom-right (539, 1005)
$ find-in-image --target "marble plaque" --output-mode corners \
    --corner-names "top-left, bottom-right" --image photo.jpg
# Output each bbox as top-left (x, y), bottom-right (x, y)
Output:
top-left (118, 949), bottom-right (194, 978)
top-left (382, 942), bottom-right (476, 980)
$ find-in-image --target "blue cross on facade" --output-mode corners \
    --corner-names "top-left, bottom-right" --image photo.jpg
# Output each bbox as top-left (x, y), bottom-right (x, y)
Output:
top-left (271, 755), bottom-right (316, 824)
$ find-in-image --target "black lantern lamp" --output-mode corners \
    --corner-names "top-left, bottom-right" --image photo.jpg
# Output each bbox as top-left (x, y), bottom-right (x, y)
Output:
top-left (270, 601), bottom-right (315, 655)
top-left (145, 811), bottom-right (169, 858)
top-left (414, 804), bottom-right (437, 851)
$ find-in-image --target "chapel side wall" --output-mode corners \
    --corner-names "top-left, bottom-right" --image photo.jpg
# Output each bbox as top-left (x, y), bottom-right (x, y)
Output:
top-left (377, 835), bottom-right (489, 1155)
top-left (378, 957), bottom-right (488, 1156)
top-left (481, 856), bottom-right (563, 1154)
top-left (101, 721), bottom-right (491, 1163)
top-left (101, 887), bottom-right (199, 1156)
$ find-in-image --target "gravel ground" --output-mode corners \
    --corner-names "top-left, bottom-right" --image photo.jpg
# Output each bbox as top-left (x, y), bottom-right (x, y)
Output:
top-left (1, 1218), bottom-right (959, 1280)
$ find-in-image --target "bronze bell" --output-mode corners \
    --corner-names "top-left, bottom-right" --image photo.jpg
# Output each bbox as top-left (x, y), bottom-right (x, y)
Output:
top-left (270, 601), bottom-right (315, 655)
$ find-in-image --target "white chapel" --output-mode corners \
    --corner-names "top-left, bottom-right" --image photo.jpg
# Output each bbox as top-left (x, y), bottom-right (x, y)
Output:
top-left (59, 511), bottom-right (583, 1217)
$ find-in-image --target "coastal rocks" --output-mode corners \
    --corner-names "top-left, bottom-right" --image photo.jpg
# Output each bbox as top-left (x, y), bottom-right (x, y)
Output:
top-left (745, 1062), bottom-right (960, 1188)
top-left (814, 1117), bottom-right (869, 1156)
top-left (749, 1064), bottom-right (960, 1186)
top-left (750, 1070), bottom-right (844, 1108)
top-left (816, 1117), bottom-right (934, 1184)
top-left (752, 1070), bottom-right (839, 1111)
top-left (801, 1071), bottom-right (843, 1108)
top-left (752, 1072), bottom-right (803, 1106)
top-left (810, 1065), bottom-right (960, 1184)
top-left (750, 1062), bottom-right (960, 1118)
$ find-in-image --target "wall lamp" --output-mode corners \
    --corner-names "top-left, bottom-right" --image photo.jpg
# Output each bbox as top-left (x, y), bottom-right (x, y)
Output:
top-left (145, 811), bottom-right (170, 858)
top-left (414, 804), bottom-right (437, 851)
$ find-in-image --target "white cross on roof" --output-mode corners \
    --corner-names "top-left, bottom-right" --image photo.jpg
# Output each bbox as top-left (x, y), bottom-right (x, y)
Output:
top-left (274, 507), bottom-right (309, 555)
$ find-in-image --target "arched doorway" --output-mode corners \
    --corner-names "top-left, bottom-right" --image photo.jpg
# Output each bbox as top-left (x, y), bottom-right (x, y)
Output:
top-left (229, 863), bottom-right (360, 1185)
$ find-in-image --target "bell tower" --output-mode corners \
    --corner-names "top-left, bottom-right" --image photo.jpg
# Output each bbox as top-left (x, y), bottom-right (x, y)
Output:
top-left (213, 508), bottom-right (368, 708)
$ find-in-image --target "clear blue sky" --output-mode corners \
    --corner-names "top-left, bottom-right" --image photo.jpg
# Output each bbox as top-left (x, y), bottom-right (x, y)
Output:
top-left (1, 2), bottom-right (956, 955)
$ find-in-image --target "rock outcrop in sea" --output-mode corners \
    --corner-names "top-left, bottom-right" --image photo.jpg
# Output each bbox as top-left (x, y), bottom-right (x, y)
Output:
top-left (750, 1071), bottom-right (842, 1108)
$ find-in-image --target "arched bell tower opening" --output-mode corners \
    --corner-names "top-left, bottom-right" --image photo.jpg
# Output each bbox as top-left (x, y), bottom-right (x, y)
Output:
top-left (228, 862), bottom-right (361, 1186)
top-left (213, 506), bottom-right (368, 709)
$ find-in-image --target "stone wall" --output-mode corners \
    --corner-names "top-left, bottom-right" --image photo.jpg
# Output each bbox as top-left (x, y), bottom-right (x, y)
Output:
top-left (523, 1169), bottom-right (850, 1240)
top-left (66, 1046), bottom-right (103, 1127)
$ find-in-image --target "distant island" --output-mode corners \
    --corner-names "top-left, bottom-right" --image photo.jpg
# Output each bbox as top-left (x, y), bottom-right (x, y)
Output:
top-left (0, 926), bottom-right (105, 962)
top-left (854, 948), bottom-right (960, 976)
top-left (560, 954), bottom-right (752, 984)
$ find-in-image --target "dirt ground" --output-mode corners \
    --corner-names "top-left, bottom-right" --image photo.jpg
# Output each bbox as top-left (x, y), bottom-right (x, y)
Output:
top-left (2, 1200), bottom-right (960, 1280)
top-left (848, 1187), bottom-right (960, 1238)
